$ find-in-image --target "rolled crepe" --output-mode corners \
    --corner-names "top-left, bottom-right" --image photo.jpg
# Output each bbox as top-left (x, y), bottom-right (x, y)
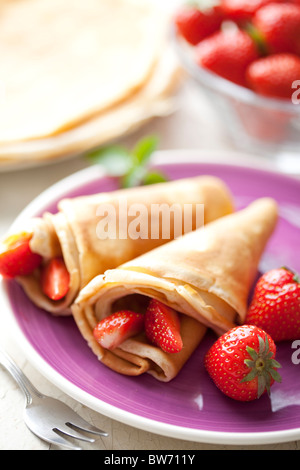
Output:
top-left (73, 198), bottom-right (278, 382)
top-left (12, 175), bottom-right (234, 315)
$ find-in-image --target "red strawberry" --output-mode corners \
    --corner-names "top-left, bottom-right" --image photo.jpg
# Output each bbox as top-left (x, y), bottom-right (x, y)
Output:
top-left (174, 5), bottom-right (224, 46)
top-left (145, 299), bottom-right (183, 353)
top-left (220, 0), bottom-right (282, 24)
top-left (93, 310), bottom-right (144, 350)
top-left (246, 267), bottom-right (300, 342)
top-left (195, 29), bottom-right (259, 87)
top-left (41, 257), bottom-right (70, 301)
top-left (204, 325), bottom-right (281, 401)
top-left (252, 3), bottom-right (300, 55)
top-left (246, 53), bottom-right (300, 99)
top-left (0, 232), bottom-right (42, 278)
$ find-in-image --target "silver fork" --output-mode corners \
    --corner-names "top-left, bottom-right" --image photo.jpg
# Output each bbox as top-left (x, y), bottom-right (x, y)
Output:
top-left (0, 347), bottom-right (108, 450)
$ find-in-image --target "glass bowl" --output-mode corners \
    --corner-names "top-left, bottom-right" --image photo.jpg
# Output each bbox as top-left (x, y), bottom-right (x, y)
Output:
top-left (173, 32), bottom-right (300, 173)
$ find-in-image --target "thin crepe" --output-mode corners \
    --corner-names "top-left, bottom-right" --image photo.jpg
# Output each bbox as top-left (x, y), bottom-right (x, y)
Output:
top-left (0, 45), bottom-right (183, 165)
top-left (14, 176), bottom-right (234, 315)
top-left (72, 198), bottom-right (278, 382)
top-left (0, 0), bottom-right (167, 143)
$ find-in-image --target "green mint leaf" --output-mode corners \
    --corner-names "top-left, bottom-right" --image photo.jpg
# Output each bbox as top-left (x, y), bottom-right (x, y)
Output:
top-left (142, 170), bottom-right (168, 185)
top-left (132, 135), bottom-right (159, 166)
top-left (86, 146), bottom-right (132, 176)
top-left (86, 135), bottom-right (167, 188)
top-left (120, 165), bottom-right (147, 189)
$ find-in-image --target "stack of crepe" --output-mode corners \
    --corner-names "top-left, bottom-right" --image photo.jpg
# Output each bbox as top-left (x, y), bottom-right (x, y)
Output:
top-left (0, 0), bottom-right (182, 168)
top-left (73, 197), bottom-right (278, 382)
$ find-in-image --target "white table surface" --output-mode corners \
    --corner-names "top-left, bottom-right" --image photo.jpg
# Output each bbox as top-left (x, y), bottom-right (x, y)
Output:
top-left (1, 1), bottom-right (300, 452)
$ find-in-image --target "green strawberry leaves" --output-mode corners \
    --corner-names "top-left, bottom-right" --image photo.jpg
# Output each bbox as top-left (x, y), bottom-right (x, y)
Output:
top-left (246, 23), bottom-right (269, 56)
top-left (280, 266), bottom-right (300, 283)
top-left (86, 135), bottom-right (168, 188)
top-left (241, 334), bottom-right (282, 398)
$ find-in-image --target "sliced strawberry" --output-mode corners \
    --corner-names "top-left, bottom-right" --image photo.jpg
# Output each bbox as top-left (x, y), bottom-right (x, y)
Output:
top-left (0, 232), bottom-right (42, 278)
top-left (93, 310), bottom-right (144, 350)
top-left (144, 299), bottom-right (183, 354)
top-left (41, 257), bottom-right (70, 301)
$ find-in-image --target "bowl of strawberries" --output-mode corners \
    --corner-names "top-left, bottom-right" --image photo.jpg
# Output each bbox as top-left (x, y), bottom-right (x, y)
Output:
top-left (173, 0), bottom-right (300, 168)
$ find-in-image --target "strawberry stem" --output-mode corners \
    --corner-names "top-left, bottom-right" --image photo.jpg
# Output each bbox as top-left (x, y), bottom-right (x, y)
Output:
top-left (245, 23), bottom-right (268, 56)
top-left (280, 266), bottom-right (300, 283)
top-left (293, 273), bottom-right (300, 283)
top-left (255, 358), bottom-right (265, 372)
top-left (241, 334), bottom-right (282, 398)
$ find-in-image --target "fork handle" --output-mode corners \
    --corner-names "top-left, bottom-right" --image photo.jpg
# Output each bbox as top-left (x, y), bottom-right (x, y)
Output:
top-left (0, 347), bottom-right (43, 405)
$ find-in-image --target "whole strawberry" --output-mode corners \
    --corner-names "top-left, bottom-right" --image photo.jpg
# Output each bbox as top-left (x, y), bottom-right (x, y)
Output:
top-left (252, 3), bottom-right (300, 55)
top-left (174, 4), bottom-right (223, 46)
top-left (246, 53), bottom-right (300, 99)
top-left (220, 0), bottom-right (281, 24)
top-left (246, 267), bottom-right (300, 342)
top-left (205, 325), bottom-right (281, 401)
top-left (195, 29), bottom-right (259, 87)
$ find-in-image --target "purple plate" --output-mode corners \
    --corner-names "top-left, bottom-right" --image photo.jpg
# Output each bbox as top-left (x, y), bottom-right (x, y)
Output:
top-left (1, 151), bottom-right (300, 445)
